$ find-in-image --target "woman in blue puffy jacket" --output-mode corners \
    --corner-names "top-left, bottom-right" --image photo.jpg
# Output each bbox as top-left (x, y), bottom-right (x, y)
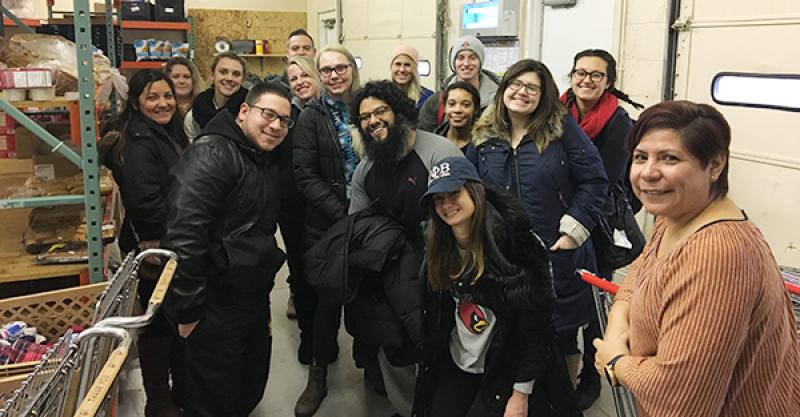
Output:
top-left (466, 59), bottom-right (608, 383)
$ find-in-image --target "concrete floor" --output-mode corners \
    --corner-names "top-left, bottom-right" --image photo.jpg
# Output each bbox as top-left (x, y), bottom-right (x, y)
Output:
top-left (117, 238), bottom-right (618, 417)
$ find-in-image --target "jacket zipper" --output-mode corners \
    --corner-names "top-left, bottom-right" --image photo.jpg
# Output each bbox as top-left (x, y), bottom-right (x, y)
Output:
top-left (512, 146), bottom-right (523, 199)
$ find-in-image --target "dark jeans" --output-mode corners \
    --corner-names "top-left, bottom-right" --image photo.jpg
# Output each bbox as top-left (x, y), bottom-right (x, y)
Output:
top-left (429, 351), bottom-right (582, 417)
top-left (429, 354), bottom-right (483, 417)
top-left (182, 294), bottom-right (272, 417)
top-left (280, 216), bottom-right (319, 363)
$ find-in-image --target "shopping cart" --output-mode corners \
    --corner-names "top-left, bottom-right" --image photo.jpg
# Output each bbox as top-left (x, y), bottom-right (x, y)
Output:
top-left (0, 326), bottom-right (130, 417)
top-left (781, 267), bottom-right (800, 338)
top-left (76, 248), bottom-right (177, 405)
top-left (579, 267), bottom-right (800, 417)
top-left (0, 249), bottom-right (177, 417)
top-left (579, 269), bottom-right (639, 417)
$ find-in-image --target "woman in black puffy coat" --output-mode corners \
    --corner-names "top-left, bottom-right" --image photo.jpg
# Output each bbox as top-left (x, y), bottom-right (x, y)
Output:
top-left (102, 69), bottom-right (189, 417)
top-left (414, 157), bottom-right (581, 417)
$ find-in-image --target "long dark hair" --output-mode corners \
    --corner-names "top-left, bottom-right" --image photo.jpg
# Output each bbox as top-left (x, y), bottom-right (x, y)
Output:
top-left (104, 70), bottom-right (188, 165)
top-left (473, 59), bottom-right (566, 153)
top-left (567, 49), bottom-right (644, 110)
top-left (425, 182), bottom-right (487, 291)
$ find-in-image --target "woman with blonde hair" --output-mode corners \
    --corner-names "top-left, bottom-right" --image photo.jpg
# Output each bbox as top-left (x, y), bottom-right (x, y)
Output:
top-left (164, 56), bottom-right (206, 119)
top-left (293, 44), bottom-right (362, 417)
top-left (467, 58), bottom-right (608, 385)
top-left (279, 54), bottom-right (321, 367)
top-left (389, 44), bottom-right (433, 109)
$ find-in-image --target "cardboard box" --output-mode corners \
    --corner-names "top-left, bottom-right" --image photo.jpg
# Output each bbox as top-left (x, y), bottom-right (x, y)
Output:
top-left (0, 135), bottom-right (16, 158)
top-left (0, 112), bottom-right (16, 135)
top-left (32, 152), bottom-right (81, 180)
top-left (14, 122), bottom-right (72, 159)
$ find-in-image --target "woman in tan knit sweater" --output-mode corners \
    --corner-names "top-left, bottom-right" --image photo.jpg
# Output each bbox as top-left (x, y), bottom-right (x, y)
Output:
top-left (593, 100), bottom-right (800, 417)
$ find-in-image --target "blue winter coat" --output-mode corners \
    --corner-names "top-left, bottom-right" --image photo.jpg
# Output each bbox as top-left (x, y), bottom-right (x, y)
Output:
top-left (467, 115), bottom-right (608, 331)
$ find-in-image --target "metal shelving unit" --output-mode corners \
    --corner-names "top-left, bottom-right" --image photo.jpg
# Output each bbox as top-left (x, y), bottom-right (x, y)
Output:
top-left (0, 0), bottom-right (108, 284)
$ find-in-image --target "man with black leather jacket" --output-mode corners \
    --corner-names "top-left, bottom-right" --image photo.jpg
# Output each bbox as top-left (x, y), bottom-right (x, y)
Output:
top-left (162, 83), bottom-right (292, 417)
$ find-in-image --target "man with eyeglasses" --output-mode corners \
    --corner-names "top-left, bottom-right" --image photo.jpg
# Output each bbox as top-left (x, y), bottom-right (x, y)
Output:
top-left (344, 80), bottom-right (462, 417)
top-left (163, 82), bottom-right (292, 417)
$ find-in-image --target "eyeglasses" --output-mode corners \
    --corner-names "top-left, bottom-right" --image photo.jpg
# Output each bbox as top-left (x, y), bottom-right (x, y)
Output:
top-left (358, 105), bottom-right (391, 123)
top-left (571, 69), bottom-right (606, 82)
top-left (319, 64), bottom-right (350, 77)
top-left (250, 105), bottom-right (294, 128)
top-left (508, 79), bottom-right (541, 96)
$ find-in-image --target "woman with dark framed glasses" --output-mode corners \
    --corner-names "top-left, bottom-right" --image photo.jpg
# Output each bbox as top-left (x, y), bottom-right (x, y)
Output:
top-left (467, 59), bottom-right (608, 398)
top-left (559, 49), bottom-right (645, 410)
top-left (292, 45), bottom-right (362, 417)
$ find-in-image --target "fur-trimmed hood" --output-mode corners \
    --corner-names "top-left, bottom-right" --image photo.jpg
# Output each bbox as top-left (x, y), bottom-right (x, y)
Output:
top-left (472, 103), bottom-right (566, 152)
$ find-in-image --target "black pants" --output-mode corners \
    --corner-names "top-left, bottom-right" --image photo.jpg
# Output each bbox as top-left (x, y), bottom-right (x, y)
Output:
top-left (182, 295), bottom-right (272, 417)
top-left (580, 266), bottom-right (612, 387)
top-left (429, 352), bottom-right (582, 417)
top-left (280, 216), bottom-right (319, 364)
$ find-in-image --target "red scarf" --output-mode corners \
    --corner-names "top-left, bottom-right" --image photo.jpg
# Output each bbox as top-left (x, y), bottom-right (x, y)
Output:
top-left (560, 90), bottom-right (618, 141)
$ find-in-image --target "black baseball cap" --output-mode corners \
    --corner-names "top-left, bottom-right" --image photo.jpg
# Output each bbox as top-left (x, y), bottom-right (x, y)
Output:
top-left (420, 157), bottom-right (482, 206)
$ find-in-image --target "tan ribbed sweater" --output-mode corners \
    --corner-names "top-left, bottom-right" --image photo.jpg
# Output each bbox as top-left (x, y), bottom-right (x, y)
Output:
top-left (617, 219), bottom-right (800, 417)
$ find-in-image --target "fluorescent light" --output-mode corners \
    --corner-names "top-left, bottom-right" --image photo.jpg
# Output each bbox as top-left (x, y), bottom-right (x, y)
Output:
top-left (712, 72), bottom-right (800, 112)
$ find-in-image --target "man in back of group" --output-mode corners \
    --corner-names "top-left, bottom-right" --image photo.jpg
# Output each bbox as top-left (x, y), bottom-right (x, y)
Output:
top-left (418, 35), bottom-right (500, 132)
top-left (348, 80), bottom-right (463, 417)
top-left (266, 28), bottom-right (317, 90)
top-left (163, 82), bottom-right (293, 417)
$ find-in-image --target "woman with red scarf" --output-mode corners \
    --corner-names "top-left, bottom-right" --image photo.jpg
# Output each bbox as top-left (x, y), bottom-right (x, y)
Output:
top-left (559, 49), bottom-right (644, 411)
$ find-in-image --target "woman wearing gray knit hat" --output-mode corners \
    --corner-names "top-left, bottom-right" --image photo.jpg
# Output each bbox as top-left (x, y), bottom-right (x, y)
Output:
top-left (418, 35), bottom-right (501, 132)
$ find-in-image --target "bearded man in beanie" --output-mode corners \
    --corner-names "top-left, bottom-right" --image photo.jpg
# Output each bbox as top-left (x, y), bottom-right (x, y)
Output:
top-left (418, 35), bottom-right (500, 132)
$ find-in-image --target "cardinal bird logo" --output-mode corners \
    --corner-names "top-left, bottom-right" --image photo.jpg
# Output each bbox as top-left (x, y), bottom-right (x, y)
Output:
top-left (458, 300), bottom-right (489, 334)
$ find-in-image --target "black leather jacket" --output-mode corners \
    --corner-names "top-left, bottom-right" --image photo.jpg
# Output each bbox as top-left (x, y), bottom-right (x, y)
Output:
top-left (163, 111), bottom-right (286, 324)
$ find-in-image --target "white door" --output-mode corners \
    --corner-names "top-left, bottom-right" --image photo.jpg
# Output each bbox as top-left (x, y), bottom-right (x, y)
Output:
top-left (339, 0), bottom-right (437, 90)
top-left (672, 0), bottom-right (800, 267)
top-left (318, 10), bottom-right (338, 49)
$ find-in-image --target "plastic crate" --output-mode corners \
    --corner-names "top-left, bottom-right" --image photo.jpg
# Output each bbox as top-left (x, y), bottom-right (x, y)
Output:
top-left (0, 283), bottom-right (107, 395)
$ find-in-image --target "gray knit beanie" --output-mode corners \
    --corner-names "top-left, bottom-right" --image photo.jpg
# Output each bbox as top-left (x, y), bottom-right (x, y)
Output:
top-left (449, 35), bottom-right (485, 72)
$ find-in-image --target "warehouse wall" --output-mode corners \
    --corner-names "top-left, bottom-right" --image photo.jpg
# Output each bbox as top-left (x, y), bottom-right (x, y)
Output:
top-left (30, 0), bottom-right (306, 18)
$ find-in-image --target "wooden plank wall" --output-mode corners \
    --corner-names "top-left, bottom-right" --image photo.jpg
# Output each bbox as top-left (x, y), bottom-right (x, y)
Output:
top-left (188, 9), bottom-right (307, 79)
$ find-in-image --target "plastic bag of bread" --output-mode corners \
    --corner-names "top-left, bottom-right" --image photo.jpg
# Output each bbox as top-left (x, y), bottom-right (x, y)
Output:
top-left (0, 33), bottom-right (113, 97)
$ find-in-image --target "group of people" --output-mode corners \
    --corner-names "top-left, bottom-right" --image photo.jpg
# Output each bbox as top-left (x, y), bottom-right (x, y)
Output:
top-left (101, 25), bottom-right (800, 417)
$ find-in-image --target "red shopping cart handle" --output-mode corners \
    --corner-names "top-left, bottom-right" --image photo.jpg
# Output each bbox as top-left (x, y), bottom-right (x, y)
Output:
top-left (785, 281), bottom-right (800, 296)
top-left (579, 269), bottom-right (619, 295)
top-left (578, 269), bottom-right (800, 297)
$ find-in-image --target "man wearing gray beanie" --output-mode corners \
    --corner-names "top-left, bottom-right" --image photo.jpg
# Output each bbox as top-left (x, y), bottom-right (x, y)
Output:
top-left (418, 35), bottom-right (500, 132)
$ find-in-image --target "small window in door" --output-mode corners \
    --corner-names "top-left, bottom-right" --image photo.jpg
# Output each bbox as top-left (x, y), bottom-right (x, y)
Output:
top-left (418, 60), bottom-right (431, 77)
top-left (712, 72), bottom-right (800, 112)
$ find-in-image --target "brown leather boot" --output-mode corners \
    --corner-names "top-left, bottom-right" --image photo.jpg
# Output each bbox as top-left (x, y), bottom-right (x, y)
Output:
top-left (138, 335), bottom-right (182, 417)
top-left (294, 365), bottom-right (328, 417)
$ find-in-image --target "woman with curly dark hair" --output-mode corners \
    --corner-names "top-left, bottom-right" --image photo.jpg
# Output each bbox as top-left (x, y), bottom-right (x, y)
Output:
top-left (434, 81), bottom-right (481, 154)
